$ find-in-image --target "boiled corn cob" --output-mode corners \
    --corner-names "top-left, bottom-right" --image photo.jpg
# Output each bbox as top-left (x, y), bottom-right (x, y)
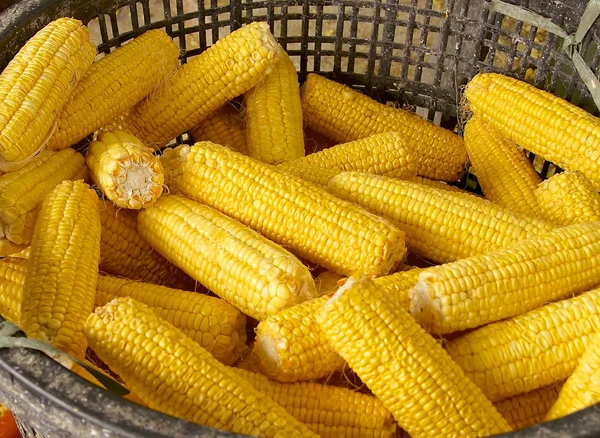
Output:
top-left (138, 195), bottom-right (317, 320)
top-left (446, 287), bottom-right (600, 401)
top-left (48, 29), bottom-right (179, 150)
top-left (494, 385), bottom-right (562, 430)
top-left (464, 116), bottom-right (541, 217)
top-left (245, 48), bottom-right (304, 164)
top-left (465, 73), bottom-right (600, 187)
top-left (122, 23), bottom-right (279, 148)
top-left (0, 263), bottom-right (25, 324)
top-left (21, 180), bottom-right (101, 359)
top-left (328, 172), bottom-right (553, 264)
top-left (316, 278), bottom-right (512, 437)
top-left (535, 171), bottom-right (600, 225)
top-left (85, 297), bottom-right (317, 437)
top-left (0, 18), bottom-right (96, 167)
top-left (86, 129), bottom-right (164, 209)
top-left (300, 74), bottom-right (467, 181)
top-left (372, 267), bottom-right (423, 309)
top-left (95, 275), bottom-right (247, 365)
top-left (162, 143), bottom-right (406, 276)
top-left (189, 104), bottom-right (247, 154)
top-left (315, 271), bottom-right (344, 295)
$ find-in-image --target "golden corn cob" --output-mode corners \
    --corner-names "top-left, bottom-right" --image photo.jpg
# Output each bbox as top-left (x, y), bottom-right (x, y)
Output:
top-left (315, 271), bottom-right (344, 295)
top-left (316, 278), bottom-right (512, 437)
top-left (494, 385), bottom-right (562, 430)
top-left (48, 29), bottom-right (179, 150)
top-left (446, 287), bottom-right (600, 401)
top-left (407, 176), bottom-right (466, 193)
top-left (372, 267), bottom-right (423, 309)
top-left (162, 143), bottom-right (406, 276)
top-left (465, 73), bottom-right (600, 187)
top-left (232, 368), bottom-right (397, 438)
top-left (328, 172), bottom-right (553, 264)
top-left (95, 275), bottom-right (247, 365)
top-left (300, 74), bottom-right (467, 181)
top-left (0, 18), bottom-right (96, 167)
top-left (21, 180), bottom-right (101, 359)
top-left (138, 194), bottom-right (317, 320)
top-left (535, 171), bottom-right (600, 225)
top-left (122, 23), bottom-right (279, 148)
top-left (86, 129), bottom-right (164, 209)
top-left (0, 263), bottom-right (25, 324)
top-left (464, 116), bottom-right (541, 217)
top-left (85, 297), bottom-right (317, 437)
top-left (189, 104), bottom-right (247, 154)
top-left (245, 48), bottom-right (304, 164)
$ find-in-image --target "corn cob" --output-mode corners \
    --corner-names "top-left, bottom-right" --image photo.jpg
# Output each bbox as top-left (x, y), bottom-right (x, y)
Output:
top-left (85, 297), bottom-right (317, 437)
top-left (535, 171), bottom-right (600, 226)
top-left (189, 104), bottom-right (247, 155)
top-left (138, 195), bottom-right (317, 320)
top-left (95, 275), bottom-right (247, 365)
top-left (48, 30), bottom-right (179, 150)
top-left (372, 267), bottom-right (423, 309)
top-left (86, 129), bottom-right (164, 209)
top-left (0, 257), bottom-right (27, 272)
top-left (122, 23), bottom-right (279, 148)
top-left (328, 172), bottom-right (553, 264)
top-left (446, 287), bottom-right (600, 401)
top-left (315, 271), bottom-right (344, 295)
top-left (232, 368), bottom-right (396, 438)
top-left (494, 385), bottom-right (562, 430)
top-left (0, 18), bottom-right (96, 167)
top-left (98, 200), bottom-right (193, 289)
top-left (162, 143), bottom-right (406, 276)
top-left (0, 263), bottom-right (25, 324)
top-left (300, 74), bottom-right (467, 181)
top-left (466, 73), bottom-right (600, 187)
top-left (21, 180), bottom-right (100, 359)
top-left (0, 148), bottom-right (85, 247)
top-left (407, 176), bottom-right (466, 193)
top-left (316, 278), bottom-right (512, 437)
top-left (464, 116), bottom-right (541, 217)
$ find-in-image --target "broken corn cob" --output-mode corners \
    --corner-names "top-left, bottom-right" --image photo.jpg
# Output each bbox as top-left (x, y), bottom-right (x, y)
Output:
top-left (162, 143), bottom-right (406, 276)
top-left (21, 180), bottom-right (101, 359)
top-left (0, 263), bottom-right (24, 324)
top-left (300, 74), bottom-right (467, 181)
top-left (316, 278), bottom-right (512, 437)
top-left (189, 104), bottom-right (247, 154)
top-left (494, 385), bottom-right (562, 430)
top-left (85, 297), bottom-right (317, 437)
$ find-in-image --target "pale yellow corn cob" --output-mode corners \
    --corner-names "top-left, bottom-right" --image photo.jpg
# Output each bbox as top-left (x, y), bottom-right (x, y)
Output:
top-left (85, 297), bottom-right (317, 437)
top-left (162, 143), bottom-right (406, 276)
top-left (86, 129), bottom-right (164, 209)
top-left (328, 172), bottom-right (553, 264)
top-left (300, 74), bottom-right (467, 181)
top-left (48, 29), bottom-right (179, 150)
top-left (494, 385), bottom-right (562, 430)
top-left (0, 18), bottom-right (96, 167)
top-left (535, 171), bottom-right (600, 225)
top-left (122, 23), bottom-right (279, 148)
top-left (446, 287), bottom-right (600, 401)
top-left (372, 267), bottom-right (423, 309)
top-left (407, 176), bottom-right (465, 193)
top-left (138, 194), bottom-right (317, 320)
top-left (315, 271), bottom-right (344, 295)
top-left (189, 104), bottom-right (247, 154)
top-left (95, 275), bottom-right (247, 365)
top-left (466, 73), bottom-right (600, 187)
top-left (21, 180), bottom-right (100, 359)
top-left (0, 263), bottom-right (25, 324)
top-left (316, 278), bottom-right (512, 437)
top-left (464, 116), bottom-right (541, 217)
top-left (245, 48), bottom-right (304, 164)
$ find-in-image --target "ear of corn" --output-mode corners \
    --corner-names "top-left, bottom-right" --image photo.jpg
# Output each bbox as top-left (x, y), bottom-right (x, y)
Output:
top-left (315, 278), bottom-right (512, 437)
top-left (372, 267), bottom-right (423, 309)
top-left (162, 143), bottom-right (406, 276)
top-left (494, 385), bottom-right (562, 430)
top-left (21, 180), bottom-right (101, 359)
top-left (84, 297), bottom-right (318, 437)
top-left (86, 129), bottom-right (164, 209)
top-left (315, 271), bottom-right (345, 295)
top-left (0, 263), bottom-right (25, 324)
top-left (190, 104), bottom-right (247, 155)
top-left (300, 74), bottom-right (467, 181)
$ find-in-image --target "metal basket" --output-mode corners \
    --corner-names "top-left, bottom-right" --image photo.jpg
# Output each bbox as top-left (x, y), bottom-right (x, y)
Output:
top-left (1, 0), bottom-right (600, 436)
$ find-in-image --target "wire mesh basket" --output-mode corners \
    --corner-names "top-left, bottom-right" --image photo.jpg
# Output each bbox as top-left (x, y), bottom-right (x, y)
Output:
top-left (1, 0), bottom-right (600, 436)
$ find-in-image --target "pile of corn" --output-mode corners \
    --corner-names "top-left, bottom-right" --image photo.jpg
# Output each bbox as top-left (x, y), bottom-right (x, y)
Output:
top-left (1, 17), bottom-right (600, 438)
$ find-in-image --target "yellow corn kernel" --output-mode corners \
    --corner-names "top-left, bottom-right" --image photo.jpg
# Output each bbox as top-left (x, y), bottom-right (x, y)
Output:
top-left (0, 263), bottom-right (25, 324)
top-left (245, 48), bottom-right (304, 164)
top-left (85, 297), bottom-right (317, 437)
top-left (328, 172), bottom-right (553, 264)
top-left (95, 275), bottom-right (247, 365)
top-left (122, 23), bottom-right (279, 148)
top-left (300, 74), bottom-right (467, 181)
top-left (0, 18), bottom-right (96, 167)
top-left (315, 271), bottom-right (344, 295)
top-left (277, 165), bottom-right (341, 187)
top-left (21, 180), bottom-right (101, 359)
top-left (316, 278), bottom-right (512, 437)
top-left (48, 29), bottom-right (179, 150)
top-left (373, 267), bottom-right (423, 309)
top-left (162, 143), bottom-right (406, 276)
top-left (0, 257), bottom-right (27, 272)
top-left (464, 116), bottom-right (541, 217)
top-left (494, 385), bottom-right (562, 430)
top-left (446, 287), bottom-right (600, 401)
top-left (189, 104), bottom-right (247, 155)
